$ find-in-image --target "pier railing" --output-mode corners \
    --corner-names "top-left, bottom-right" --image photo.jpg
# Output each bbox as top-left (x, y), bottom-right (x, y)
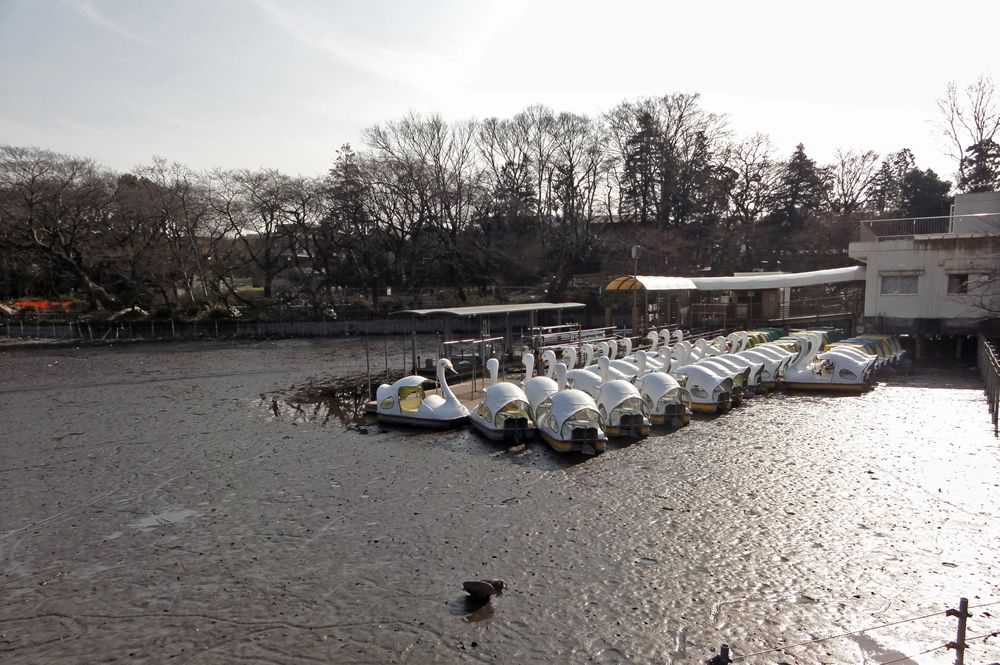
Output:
top-left (978, 335), bottom-right (1000, 437)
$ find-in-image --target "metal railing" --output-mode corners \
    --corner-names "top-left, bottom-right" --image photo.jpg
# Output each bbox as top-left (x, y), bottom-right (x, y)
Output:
top-left (686, 295), bottom-right (861, 330)
top-left (978, 335), bottom-right (1000, 437)
top-left (859, 216), bottom-right (951, 240)
top-left (859, 212), bottom-right (1000, 241)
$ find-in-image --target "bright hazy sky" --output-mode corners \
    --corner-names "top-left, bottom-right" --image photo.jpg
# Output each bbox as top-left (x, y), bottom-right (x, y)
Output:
top-left (2, 0), bottom-right (997, 181)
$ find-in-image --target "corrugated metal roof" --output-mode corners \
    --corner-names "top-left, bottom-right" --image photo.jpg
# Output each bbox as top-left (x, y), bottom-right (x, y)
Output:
top-left (393, 302), bottom-right (586, 317)
top-left (606, 266), bottom-right (866, 292)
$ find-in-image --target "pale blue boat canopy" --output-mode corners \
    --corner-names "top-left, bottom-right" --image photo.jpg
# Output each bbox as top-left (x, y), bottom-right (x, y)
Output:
top-left (393, 302), bottom-right (586, 317)
top-left (606, 266), bottom-right (866, 292)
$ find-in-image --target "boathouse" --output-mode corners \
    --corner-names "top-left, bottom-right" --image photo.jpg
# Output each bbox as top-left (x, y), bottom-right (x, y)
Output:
top-left (848, 192), bottom-right (1000, 358)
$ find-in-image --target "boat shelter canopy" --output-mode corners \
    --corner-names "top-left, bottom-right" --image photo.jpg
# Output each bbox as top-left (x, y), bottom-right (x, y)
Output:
top-left (606, 266), bottom-right (866, 292)
top-left (606, 276), bottom-right (697, 292)
top-left (393, 302), bottom-right (585, 317)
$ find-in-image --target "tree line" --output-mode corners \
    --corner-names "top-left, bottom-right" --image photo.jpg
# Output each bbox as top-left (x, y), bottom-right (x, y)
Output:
top-left (2, 79), bottom-right (996, 315)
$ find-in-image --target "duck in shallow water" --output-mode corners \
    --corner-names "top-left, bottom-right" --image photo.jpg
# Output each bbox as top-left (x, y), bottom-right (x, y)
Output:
top-left (462, 579), bottom-right (505, 601)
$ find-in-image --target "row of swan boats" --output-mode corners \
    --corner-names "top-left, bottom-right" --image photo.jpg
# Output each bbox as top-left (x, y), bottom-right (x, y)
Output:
top-left (369, 328), bottom-right (905, 456)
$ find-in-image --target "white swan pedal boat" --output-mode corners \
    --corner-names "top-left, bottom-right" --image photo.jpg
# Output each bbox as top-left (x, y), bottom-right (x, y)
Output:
top-left (373, 358), bottom-right (470, 428)
top-left (469, 359), bottom-right (536, 443)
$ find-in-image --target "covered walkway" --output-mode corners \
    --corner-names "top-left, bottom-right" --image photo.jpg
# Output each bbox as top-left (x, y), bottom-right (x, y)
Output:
top-left (605, 266), bottom-right (867, 332)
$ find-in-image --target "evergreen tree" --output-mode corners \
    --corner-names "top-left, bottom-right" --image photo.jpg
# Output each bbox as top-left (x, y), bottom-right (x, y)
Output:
top-left (901, 168), bottom-right (952, 217)
top-left (777, 143), bottom-right (827, 227)
top-left (866, 149), bottom-right (915, 215)
top-left (621, 111), bottom-right (660, 225)
top-left (958, 139), bottom-right (1000, 193)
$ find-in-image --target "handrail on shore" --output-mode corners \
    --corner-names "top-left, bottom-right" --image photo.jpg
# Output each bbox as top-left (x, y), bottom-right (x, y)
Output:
top-left (978, 334), bottom-right (1000, 437)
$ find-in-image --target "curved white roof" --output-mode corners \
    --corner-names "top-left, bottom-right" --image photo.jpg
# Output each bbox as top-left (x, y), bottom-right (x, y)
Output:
top-left (525, 376), bottom-right (559, 410)
top-left (606, 266), bottom-right (865, 292)
top-left (551, 389), bottom-right (598, 424)
top-left (598, 380), bottom-right (641, 410)
top-left (674, 364), bottom-right (728, 385)
top-left (606, 275), bottom-right (697, 292)
top-left (483, 382), bottom-right (529, 413)
top-left (820, 349), bottom-right (874, 370)
top-left (639, 371), bottom-right (681, 395)
top-left (391, 375), bottom-right (430, 389)
top-left (716, 353), bottom-right (762, 370)
top-left (394, 302), bottom-right (585, 317)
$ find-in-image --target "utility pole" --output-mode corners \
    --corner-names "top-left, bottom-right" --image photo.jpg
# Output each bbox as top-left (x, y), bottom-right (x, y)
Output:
top-left (947, 597), bottom-right (970, 665)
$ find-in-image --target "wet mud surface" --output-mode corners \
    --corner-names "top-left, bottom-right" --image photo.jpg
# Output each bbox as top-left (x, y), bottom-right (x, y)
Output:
top-left (2, 339), bottom-right (999, 664)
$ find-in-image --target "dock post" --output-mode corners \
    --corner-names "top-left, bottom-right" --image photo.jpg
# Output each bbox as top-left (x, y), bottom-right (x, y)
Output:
top-left (946, 597), bottom-right (970, 665)
top-left (707, 643), bottom-right (731, 664)
top-left (365, 323), bottom-right (372, 397)
top-left (411, 329), bottom-right (417, 373)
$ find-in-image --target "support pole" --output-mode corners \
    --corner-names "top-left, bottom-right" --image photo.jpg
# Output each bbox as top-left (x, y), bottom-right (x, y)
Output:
top-left (707, 643), bottom-right (731, 665)
top-left (946, 597), bottom-right (970, 665)
top-left (365, 323), bottom-right (371, 397)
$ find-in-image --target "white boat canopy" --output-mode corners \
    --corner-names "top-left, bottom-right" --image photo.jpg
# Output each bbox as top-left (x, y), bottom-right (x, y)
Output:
top-left (605, 266), bottom-right (866, 292)
top-left (483, 383), bottom-right (528, 415)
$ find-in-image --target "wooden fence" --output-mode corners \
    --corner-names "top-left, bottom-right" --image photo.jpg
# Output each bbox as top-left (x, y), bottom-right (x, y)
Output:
top-left (978, 335), bottom-right (1000, 437)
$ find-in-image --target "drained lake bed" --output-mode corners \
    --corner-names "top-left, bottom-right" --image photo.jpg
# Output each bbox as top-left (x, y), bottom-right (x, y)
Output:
top-left (2, 339), bottom-right (999, 664)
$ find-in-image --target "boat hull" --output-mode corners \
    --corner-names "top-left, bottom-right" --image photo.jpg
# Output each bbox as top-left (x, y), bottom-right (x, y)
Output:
top-left (783, 382), bottom-right (871, 393)
top-left (605, 424), bottom-right (650, 440)
top-left (469, 417), bottom-right (536, 443)
top-left (650, 404), bottom-right (690, 428)
top-left (376, 413), bottom-right (469, 429)
top-left (690, 392), bottom-right (732, 414)
top-left (540, 430), bottom-right (606, 455)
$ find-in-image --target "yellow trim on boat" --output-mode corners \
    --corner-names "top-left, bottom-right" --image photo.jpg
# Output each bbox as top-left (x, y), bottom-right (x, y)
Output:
top-left (606, 425), bottom-right (650, 438)
top-left (690, 403), bottom-right (719, 414)
top-left (540, 432), bottom-right (606, 454)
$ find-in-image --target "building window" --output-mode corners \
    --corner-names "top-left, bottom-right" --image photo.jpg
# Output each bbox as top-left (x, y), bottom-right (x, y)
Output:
top-left (880, 275), bottom-right (918, 295)
top-left (949, 273), bottom-right (991, 294)
top-left (948, 274), bottom-right (969, 294)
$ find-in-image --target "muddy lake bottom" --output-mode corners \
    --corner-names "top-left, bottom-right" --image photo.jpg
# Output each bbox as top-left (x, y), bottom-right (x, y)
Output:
top-left (2, 339), bottom-right (1000, 664)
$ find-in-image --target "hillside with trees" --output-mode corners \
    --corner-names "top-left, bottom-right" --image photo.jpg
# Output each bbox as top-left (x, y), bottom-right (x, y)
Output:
top-left (3, 78), bottom-right (993, 316)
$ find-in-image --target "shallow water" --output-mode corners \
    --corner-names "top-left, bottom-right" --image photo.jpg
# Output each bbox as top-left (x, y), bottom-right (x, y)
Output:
top-left (2, 339), bottom-right (999, 664)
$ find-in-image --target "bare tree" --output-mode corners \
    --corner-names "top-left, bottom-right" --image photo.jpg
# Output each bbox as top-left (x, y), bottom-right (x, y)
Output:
top-left (728, 133), bottom-right (780, 225)
top-left (519, 105), bottom-right (559, 248)
top-left (938, 76), bottom-right (1000, 183)
top-left (135, 159), bottom-right (226, 306)
top-left (212, 169), bottom-right (292, 299)
top-left (0, 145), bottom-right (119, 308)
top-left (827, 149), bottom-right (880, 215)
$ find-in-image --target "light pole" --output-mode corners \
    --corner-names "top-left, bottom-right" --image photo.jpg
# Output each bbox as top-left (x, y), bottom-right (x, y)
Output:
top-left (631, 245), bottom-right (640, 333)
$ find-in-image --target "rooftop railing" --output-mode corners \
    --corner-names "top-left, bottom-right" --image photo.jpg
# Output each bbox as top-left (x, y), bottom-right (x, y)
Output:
top-left (858, 212), bottom-right (1000, 241)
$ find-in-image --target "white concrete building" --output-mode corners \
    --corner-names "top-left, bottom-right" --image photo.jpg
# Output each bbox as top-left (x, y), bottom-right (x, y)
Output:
top-left (848, 192), bottom-right (1000, 336)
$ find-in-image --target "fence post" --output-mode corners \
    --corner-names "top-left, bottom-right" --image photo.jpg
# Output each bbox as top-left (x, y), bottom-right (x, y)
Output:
top-left (946, 597), bottom-right (970, 665)
top-left (706, 643), bottom-right (731, 665)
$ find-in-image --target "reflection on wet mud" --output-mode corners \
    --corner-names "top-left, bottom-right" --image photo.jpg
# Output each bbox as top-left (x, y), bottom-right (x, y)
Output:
top-left (7, 340), bottom-right (1000, 665)
top-left (262, 370), bottom-right (407, 427)
top-left (447, 595), bottom-right (496, 623)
